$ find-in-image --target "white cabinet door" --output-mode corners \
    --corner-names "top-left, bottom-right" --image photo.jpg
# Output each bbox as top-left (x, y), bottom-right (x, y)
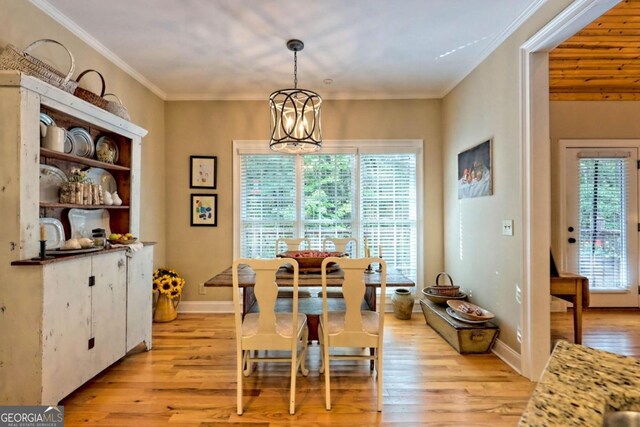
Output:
top-left (90, 251), bottom-right (127, 377)
top-left (126, 246), bottom-right (154, 351)
top-left (42, 258), bottom-right (92, 404)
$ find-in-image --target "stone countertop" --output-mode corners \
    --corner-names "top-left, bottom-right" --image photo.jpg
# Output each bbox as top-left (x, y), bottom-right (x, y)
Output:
top-left (519, 340), bottom-right (640, 427)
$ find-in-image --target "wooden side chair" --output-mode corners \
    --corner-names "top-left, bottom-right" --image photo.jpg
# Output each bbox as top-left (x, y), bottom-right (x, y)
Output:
top-left (318, 257), bottom-right (386, 411)
top-left (275, 237), bottom-right (312, 254)
top-left (232, 258), bottom-right (309, 415)
top-left (322, 237), bottom-right (359, 258)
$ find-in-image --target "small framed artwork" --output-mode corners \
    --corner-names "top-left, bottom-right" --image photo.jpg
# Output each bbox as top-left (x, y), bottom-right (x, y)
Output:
top-left (191, 194), bottom-right (218, 226)
top-left (190, 155), bottom-right (217, 189)
top-left (457, 138), bottom-right (493, 199)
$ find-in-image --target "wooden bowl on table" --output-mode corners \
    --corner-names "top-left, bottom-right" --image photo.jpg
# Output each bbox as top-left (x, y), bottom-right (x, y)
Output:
top-left (277, 250), bottom-right (346, 272)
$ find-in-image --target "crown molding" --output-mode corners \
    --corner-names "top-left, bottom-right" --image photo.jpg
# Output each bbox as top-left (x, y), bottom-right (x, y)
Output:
top-left (439, 0), bottom-right (548, 98)
top-left (165, 91), bottom-right (442, 102)
top-left (29, 0), bottom-right (167, 100)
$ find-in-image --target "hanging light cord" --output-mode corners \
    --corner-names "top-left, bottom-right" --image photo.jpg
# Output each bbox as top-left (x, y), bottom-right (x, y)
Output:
top-left (293, 50), bottom-right (298, 89)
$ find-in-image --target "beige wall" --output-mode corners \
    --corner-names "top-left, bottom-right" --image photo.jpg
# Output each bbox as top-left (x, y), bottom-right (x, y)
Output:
top-left (165, 99), bottom-right (443, 301)
top-left (550, 101), bottom-right (640, 263)
top-left (442, 1), bottom-right (573, 352)
top-left (0, 0), bottom-right (167, 265)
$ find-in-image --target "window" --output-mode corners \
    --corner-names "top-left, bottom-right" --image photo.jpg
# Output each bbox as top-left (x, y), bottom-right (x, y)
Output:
top-left (234, 140), bottom-right (422, 283)
top-left (578, 157), bottom-right (629, 290)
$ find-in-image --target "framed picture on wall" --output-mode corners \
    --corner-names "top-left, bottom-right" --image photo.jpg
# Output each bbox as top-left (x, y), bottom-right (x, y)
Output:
top-left (457, 138), bottom-right (493, 199)
top-left (190, 155), bottom-right (217, 189)
top-left (191, 194), bottom-right (218, 226)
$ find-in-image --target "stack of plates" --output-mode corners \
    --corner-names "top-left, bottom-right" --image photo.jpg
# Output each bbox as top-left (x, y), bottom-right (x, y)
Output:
top-left (68, 127), bottom-right (94, 158)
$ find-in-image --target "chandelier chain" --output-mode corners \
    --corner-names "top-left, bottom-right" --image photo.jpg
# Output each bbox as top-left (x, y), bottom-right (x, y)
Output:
top-left (293, 51), bottom-right (298, 89)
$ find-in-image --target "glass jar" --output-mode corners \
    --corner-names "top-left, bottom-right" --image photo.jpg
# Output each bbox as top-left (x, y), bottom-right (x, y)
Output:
top-left (92, 228), bottom-right (106, 248)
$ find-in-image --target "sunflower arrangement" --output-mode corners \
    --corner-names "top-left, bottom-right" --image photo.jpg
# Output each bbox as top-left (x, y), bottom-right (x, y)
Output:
top-left (153, 268), bottom-right (185, 299)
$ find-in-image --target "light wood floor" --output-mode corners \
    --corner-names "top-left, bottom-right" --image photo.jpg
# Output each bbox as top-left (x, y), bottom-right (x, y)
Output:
top-left (551, 308), bottom-right (640, 358)
top-left (61, 313), bottom-right (535, 426)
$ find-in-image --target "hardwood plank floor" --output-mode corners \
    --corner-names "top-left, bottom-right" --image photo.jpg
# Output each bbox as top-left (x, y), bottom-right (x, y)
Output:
top-left (551, 308), bottom-right (640, 357)
top-left (61, 313), bottom-right (534, 426)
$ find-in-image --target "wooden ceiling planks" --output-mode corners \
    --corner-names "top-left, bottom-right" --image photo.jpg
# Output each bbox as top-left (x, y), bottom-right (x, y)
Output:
top-left (550, 0), bottom-right (640, 100)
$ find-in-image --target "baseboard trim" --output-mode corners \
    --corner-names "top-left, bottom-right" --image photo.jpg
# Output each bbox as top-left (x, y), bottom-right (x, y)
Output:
top-left (178, 301), bottom-right (235, 313)
top-left (492, 339), bottom-right (522, 375)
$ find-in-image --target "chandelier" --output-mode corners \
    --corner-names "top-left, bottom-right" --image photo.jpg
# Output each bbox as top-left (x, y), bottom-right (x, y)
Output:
top-left (269, 39), bottom-right (322, 153)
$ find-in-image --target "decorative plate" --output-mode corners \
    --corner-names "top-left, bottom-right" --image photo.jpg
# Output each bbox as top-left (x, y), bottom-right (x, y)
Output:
top-left (68, 127), bottom-right (94, 158)
top-left (64, 132), bottom-right (73, 154)
top-left (39, 217), bottom-right (65, 249)
top-left (68, 208), bottom-right (111, 239)
top-left (39, 164), bottom-right (68, 203)
top-left (46, 247), bottom-right (102, 255)
top-left (95, 136), bottom-right (119, 164)
top-left (445, 307), bottom-right (490, 324)
top-left (39, 112), bottom-right (55, 127)
top-left (84, 167), bottom-right (116, 194)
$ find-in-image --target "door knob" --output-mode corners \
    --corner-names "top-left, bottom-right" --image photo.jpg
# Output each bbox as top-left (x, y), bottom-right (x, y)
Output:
top-left (568, 237), bottom-right (576, 244)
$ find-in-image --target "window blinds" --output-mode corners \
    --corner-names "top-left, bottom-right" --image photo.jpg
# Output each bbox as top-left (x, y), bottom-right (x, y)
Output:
top-left (238, 151), bottom-right (418, 283)
top-left (240, 155), bottom-right (296, 258)
top-left (360, 154), bottom-right (417, 281)
top-left (578, 157), bottom-right (629, 290)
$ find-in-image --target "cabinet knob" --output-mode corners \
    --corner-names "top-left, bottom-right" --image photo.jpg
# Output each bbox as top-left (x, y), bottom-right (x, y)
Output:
top-left (568, 237), bottom-right (576, 244)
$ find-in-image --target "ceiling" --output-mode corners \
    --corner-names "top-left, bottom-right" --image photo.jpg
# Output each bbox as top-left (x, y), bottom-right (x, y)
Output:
top-left (36, 0), bottom-right (543, 100)
top-left (550, 0), bottom-right (640, 100)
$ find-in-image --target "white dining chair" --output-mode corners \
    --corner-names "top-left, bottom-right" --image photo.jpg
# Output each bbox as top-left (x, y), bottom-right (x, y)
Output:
top-left (318, 257), bottom-right (387, 412)
top-left (275, 238), bottom-right (313, 298)
top-left (322, 237), bottom-right (359, 257)
top-left (275, 237), bottom-right (312, 254)
top-left (232, 258), bottom-right (309, 415)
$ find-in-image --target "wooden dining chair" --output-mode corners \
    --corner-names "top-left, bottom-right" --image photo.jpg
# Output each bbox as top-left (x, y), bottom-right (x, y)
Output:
top-left (232, 258), bottom-right (309, 415)
top-left (322, 237), bottom-right (359, 257)
top-left (275, 238), bottom-right (312, 298)
top-left (318, 257), bottom-right (387, 411)
top-left (275, 237), bottom-right (312, 254)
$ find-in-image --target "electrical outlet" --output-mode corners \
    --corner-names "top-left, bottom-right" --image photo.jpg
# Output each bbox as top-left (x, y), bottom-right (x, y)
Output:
top-left (502, 219), bottom-right (514, 236)
top-left (199, 283), bottom-right (206, 295)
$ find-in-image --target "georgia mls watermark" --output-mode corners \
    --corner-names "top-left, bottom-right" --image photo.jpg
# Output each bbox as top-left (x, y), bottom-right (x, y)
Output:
top-left (0, 406), bottom-right (64, 427)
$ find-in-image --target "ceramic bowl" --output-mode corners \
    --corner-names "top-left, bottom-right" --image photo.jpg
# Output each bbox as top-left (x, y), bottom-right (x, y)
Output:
top-left (447, 300), bottom-right (495, 322)
top-left (421, 288), bottom-right (467, 306)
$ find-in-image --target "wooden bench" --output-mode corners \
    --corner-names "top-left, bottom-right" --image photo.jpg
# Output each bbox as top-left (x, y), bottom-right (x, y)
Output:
top-left (420, 299), bottom-right (499, 354)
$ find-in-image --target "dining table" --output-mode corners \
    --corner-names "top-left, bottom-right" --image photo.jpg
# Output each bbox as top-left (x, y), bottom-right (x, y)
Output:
top-left (205, 264), bottom-right (415, 341)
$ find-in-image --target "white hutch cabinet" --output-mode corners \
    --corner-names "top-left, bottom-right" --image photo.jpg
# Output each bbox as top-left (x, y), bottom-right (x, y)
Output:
top-left (0, 71), bottom-right (154, 405)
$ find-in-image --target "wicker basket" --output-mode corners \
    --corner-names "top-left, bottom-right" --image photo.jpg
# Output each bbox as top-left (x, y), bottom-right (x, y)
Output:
top-left (74, 69), bottom-right (108, 109)
top-left (0, 39), bottom-right (77, 93)
top-left (425, 272), bottom-right (460, 296)
top-left (104, 93), bottom-right (130, 121)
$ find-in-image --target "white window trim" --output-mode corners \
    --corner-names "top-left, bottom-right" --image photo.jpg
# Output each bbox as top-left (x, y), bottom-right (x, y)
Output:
top-left (232, 139), bottom-right (424, 289)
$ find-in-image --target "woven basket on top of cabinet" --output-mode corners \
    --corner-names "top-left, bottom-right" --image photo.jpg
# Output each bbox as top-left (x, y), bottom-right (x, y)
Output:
top-left (424, 272), bottom-right (460, 296)
top-left (0, 39), bottom-right (78, 93)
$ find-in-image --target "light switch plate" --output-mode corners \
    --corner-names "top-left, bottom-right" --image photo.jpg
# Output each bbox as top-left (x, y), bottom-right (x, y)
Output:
top-left (502, 219), bottom-right (514, 236)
